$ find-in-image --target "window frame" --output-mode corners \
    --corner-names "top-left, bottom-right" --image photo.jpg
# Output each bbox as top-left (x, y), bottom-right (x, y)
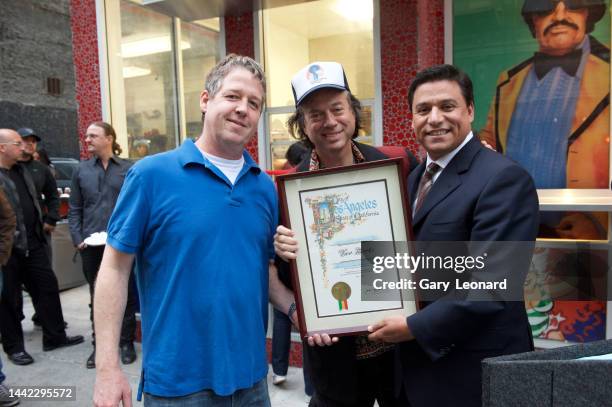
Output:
top-left (254, 0), bottom-right (383, 170)
top-left (96, 0), bottom-right (225, 157)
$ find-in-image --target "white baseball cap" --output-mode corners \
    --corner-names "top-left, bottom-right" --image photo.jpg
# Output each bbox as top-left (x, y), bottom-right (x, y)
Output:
top-left (291, 61), bottom-right (350, 106)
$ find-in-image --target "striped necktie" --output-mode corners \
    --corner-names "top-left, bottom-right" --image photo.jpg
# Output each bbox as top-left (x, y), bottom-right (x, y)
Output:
top-left (414, 162), bottom-right (441, 215)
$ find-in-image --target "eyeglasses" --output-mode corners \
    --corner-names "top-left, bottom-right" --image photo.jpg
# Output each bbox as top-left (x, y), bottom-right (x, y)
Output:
top-left (0, 141), bottom-right (24, 147)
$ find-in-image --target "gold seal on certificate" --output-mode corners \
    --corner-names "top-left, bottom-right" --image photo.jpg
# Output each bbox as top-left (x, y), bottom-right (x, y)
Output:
top-left (277, 159), bottom-right (418, 338)
top-left (331, 282), bottom-right (351, 311)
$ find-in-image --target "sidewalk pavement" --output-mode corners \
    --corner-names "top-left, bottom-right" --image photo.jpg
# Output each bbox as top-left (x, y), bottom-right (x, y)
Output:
top-left (2, 284), bottom-right (309, 406)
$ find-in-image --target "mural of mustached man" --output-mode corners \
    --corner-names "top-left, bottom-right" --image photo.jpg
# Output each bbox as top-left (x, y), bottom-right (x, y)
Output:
top-left (460, 0), bottom-right (610, 345)
top-left (479, 0), bottom-right (610, 241)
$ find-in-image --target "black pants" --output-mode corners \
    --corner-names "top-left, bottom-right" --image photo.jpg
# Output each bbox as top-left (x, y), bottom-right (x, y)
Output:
top-left (309, 350), bottom-right (399, 407)
top-left (0, 244), bottom-right (67, 354)
top-left (81, 245), bottom-right (137, 346)
top-left (272, 309), bottom-right (314, 395)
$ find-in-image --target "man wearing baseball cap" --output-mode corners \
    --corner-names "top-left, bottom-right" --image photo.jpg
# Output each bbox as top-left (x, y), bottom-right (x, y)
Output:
top-left (17, 128), bottom-right (60, 237)
top-left (17, 128), bottom-right (60, 332)
top-left (271, 61), bottom-right (417, 407)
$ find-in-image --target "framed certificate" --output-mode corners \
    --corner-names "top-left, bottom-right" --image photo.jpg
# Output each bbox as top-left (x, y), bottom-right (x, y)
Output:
top-left (277, 158), bottom-right (418, 338)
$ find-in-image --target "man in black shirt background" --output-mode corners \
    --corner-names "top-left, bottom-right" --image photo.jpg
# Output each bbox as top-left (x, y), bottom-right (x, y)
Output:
top-left (68, 121), bottom-right (136, 369)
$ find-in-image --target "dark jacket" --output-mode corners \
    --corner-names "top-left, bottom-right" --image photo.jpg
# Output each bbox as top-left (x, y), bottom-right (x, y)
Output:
top-left (0, 163), bottom-right (45, 252)
top-left (0, 187), bottom-right (16, 265)
top-left (21, 158), bottom-right (60, 226)
top-left (398, 136), bottom-right (539, 407)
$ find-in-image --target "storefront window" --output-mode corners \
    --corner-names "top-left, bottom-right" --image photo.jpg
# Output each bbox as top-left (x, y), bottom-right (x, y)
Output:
top-left (181, 19), bottom-right (221, 139)
top-left (103, 1), bottom-right (221, 158)
top-left (261, 0), bottom-right (377, 170)
top-left (121, 1), bottom-right (177, 159)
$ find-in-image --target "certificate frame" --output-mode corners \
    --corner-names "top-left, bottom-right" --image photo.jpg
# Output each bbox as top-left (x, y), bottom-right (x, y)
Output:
top-left (277, 158), bottom-right (418, 338)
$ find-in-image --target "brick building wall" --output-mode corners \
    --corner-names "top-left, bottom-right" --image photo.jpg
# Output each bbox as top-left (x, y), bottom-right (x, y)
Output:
top-left (1, 0), bottom-right (80, 157)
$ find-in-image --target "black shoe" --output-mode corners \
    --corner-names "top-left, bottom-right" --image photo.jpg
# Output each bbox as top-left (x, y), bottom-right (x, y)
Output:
top-left (0, 383), bottom-right (20, 406)
top-left (43, 335), bottom-right (84, 351)
top-left (86, 349), bottom-right (96, 369)
top-left (120, 342), bottom-right (136, 364)
top-left (8, 351), bottom-right (34, 365)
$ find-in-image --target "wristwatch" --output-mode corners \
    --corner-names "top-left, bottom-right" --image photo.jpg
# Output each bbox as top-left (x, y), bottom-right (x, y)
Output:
top-left (288, 302), bottom-right (297, 319)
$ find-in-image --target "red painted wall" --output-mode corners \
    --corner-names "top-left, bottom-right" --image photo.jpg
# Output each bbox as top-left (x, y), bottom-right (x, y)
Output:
top-left (417, 0), bottom-right (445, 69)
top-left (380, 0), bottom-right (444, 156)
top-left (70, 0), bottom-right (102, 160)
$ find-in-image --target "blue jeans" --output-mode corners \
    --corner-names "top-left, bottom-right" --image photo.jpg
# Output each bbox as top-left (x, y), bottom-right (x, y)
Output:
top-left (143, 379), bottom-right (270, 407)
top-left (271, 309), bottom-right (291, 375)
top-left (271, 309), bottom-right (313, 396)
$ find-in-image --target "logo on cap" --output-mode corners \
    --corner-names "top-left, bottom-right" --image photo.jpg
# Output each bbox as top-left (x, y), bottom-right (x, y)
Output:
top-left (306, 64), bottom-right (327, 84)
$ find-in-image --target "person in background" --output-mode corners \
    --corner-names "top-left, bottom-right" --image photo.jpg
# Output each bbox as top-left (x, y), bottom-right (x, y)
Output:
top-left (19, 137), bottom-right (58, 329)
top-left (0, 188), bottom-right (15, 269)
top-left (131, 139), bottom-right (150, 159)
top-left (16, 128), bottom-right (59, 239)
top-left (0, 128), bottom-right (83, 366)
top-left (0, 187), bottom-right (20, 406)
top-left (281, 142), bottom-right (308, 170)
top-left (34, 147), bottom-right (54, 176)
top-left (68, 121), bottom-right (137, 369)
top-left (271, 140), bottom-right (312, 397)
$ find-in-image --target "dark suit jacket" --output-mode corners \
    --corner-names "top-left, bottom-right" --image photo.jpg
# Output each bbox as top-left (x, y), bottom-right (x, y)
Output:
top-left (21, 159), bottom-right (60, 226)
top-left (0, 188), bottom-right (16, 265)
top-left (398, 136), bottom-right (539, 407)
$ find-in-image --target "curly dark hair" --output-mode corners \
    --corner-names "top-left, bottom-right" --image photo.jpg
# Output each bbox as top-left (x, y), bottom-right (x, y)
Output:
top-left (286, 91), bottom-right (362, 149)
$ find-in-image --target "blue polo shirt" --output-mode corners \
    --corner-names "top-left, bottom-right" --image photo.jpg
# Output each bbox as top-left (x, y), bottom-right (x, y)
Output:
top-left (106, 139), bottom-right (278, 397)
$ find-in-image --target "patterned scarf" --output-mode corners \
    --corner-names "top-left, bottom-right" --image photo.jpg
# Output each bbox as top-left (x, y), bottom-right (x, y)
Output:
top-left (307, 142), bottom-right (366, 170)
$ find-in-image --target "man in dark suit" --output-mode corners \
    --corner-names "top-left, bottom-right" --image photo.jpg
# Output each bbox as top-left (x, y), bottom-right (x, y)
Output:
top-left (367, 65), bottom-right (540, 407)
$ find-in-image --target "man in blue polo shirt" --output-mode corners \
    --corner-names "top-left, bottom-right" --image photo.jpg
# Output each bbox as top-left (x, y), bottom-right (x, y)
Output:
top-left (92, 54), bottom-right (278, 407)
